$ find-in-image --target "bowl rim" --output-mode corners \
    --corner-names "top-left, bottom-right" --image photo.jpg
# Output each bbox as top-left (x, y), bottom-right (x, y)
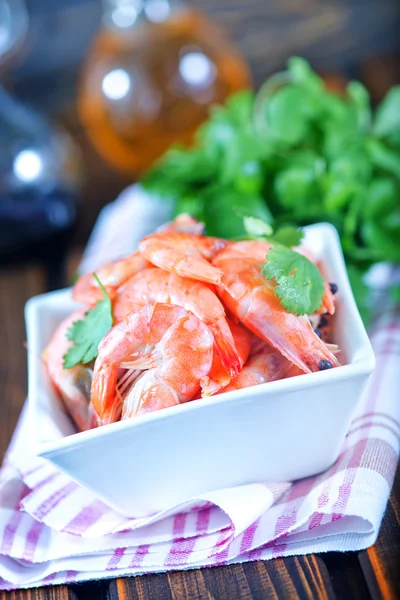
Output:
top-left (26, 222), bottom-right (375, 457)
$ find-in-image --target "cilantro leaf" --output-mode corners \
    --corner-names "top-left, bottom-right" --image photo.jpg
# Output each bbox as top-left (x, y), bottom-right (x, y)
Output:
top-left (346, 264), bottom-right (371, 326)
top-left (347, 81), bottom-right (371, 130)
top-left (205, 191), bottom-right (272, 238)
top-left (267, 226), bottom-right (304, 247)
top-left (373, 86), bottom-right (400, 137)
top-left (288, 56), bottom-right (323, 92)
top-left (264, 85), bottom-right (312, 145)
top-left (243, 216), bottom-right (273, 237)
top-left (243, 217), bottom-right (303, 247)
top-left (63, 275), bottom-right (113, 369)
top-left (262, 246), bottom-right (325, 315)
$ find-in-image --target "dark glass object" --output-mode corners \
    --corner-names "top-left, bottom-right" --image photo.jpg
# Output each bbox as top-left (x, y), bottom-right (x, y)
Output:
top-left (0, 87), bottom-right (80, 257)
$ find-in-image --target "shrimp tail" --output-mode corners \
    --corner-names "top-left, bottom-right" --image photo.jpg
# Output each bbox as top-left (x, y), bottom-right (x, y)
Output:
top-left (208, 325), bottom-right (241, 377)
top-left (91, 363), bottom-right (122, 425)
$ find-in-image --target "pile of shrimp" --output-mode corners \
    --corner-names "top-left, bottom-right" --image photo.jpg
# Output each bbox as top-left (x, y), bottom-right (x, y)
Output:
top-left (42, 214), bottom-right (340, 432)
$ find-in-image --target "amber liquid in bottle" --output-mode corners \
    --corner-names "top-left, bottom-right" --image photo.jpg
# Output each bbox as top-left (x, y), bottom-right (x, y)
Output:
top-left (78, 4), bottom-right (251, 175)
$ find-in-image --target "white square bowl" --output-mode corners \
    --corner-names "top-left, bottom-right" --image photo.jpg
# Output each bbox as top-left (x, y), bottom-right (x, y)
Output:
top-left (25, 223), bottom-right (375, 517)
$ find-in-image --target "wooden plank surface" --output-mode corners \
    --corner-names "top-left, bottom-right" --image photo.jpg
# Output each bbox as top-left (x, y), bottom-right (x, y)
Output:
top-left (110, 556), bottom-right (337, 599)
top-left (0, 585), bottom-right (77, 600)
top-left (0, 265), bottom-right (45, 460)
top-left (11, 0), bottom-right (400, 90)
top-left (107, 468), bottom-right (399, 600)
top-left (196, 0), bottom-right (400, 86)
top-left (359, 466), bottom-right (400, 600)
top-left (0, 588), bottom-right (78, 600)
top-left (324, 553), bottom-right (371, 600)
top-left (0, 264), bottom-right (77, 597)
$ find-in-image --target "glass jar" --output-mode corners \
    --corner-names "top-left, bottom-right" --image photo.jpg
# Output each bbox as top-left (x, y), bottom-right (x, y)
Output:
top-left (78, 0), bottom-right (251, 175)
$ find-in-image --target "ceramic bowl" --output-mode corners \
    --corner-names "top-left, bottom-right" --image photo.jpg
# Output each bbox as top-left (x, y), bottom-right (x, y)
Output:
top-left (25, 224), bottom-right (375, 517)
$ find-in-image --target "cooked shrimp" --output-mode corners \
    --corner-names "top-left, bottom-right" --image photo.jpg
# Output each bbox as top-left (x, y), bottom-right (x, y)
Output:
top-left (228, 319), bottom-right (252, 368)
top-left (249, 333), bottom-right (268, 356)
top-left (72, 252), bottom-right (151, 306)
top-left (218, 241), bottom-right (336, 315)
top-left (157, 213), bottom-right (205, 235)
top-left (113, 268), bottom-right (241, 375)
top-left (214, 240), bottom-right (272, 263)
top-left (42, 310), bottom-right (97, 432)
top-left (139, 232), bottom-right (229, 285)
top-left (213, 249), bottom-right (340, 374)
top-left (90, 303), bottom-right (214, 424)
top-left (220, 346), bottom-right (294, 392)
top-left (72, 214), bottom-right (205, 306)
top-left (200, 318), bottom-right (251, 396)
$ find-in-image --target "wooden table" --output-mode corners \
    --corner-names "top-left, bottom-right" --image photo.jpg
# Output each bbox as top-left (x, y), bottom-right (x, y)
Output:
top-left (0, 236), bottom-right (399, 600)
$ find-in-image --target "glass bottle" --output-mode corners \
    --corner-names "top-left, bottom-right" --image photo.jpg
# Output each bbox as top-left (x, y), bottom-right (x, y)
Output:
top-left (78, 0), bottom-right (251, 175)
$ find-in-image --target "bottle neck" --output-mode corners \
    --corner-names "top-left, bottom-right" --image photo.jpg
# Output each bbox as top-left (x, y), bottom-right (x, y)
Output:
top-left (102, 0), bottom-right (183, 29)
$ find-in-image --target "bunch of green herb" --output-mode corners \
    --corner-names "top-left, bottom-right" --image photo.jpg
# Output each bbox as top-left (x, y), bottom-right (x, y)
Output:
top-left (143, 58), bottom-right (400, 321)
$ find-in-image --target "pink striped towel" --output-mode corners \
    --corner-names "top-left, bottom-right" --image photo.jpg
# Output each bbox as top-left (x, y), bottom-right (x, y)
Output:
top-left (0, 185), bottom-right (399, 590)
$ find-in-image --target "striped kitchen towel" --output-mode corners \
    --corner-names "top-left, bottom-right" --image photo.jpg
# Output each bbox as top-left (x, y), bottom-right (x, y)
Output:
top-left (0, 185), bottom-right (398, 590)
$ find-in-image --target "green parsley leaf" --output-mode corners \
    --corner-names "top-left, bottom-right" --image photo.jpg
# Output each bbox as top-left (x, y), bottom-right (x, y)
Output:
top-left (265, 85), bottom-right (312, 145)
top-left (173, 194), bottom-right (205, 222)
top-left (243, 217), bottom-right (303, 248)
top-left (366, 138), bottom-right (400, 180)
top-left (204, 190), bottom-right (272, 238)
top-left (262, 246), bottom-right (325, 315)
top-left (243, 216), bottom-right (273, 237)
top-left (63, 274), bottom-right (113, 369)
top-left (347, 81), bottom-right (371, 131)
top-left (346, 264), bottom-right (371, 326)
top-left (267, 226), bottom-right (304, 247)
top-left (373, 86), bottom-right (400, 137)
top-left (288, 56), bottom-right (323, 92)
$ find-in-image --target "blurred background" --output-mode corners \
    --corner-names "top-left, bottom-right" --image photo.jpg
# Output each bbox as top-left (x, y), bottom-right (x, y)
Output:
top-left (1, 0), bottom-right (400, 268)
